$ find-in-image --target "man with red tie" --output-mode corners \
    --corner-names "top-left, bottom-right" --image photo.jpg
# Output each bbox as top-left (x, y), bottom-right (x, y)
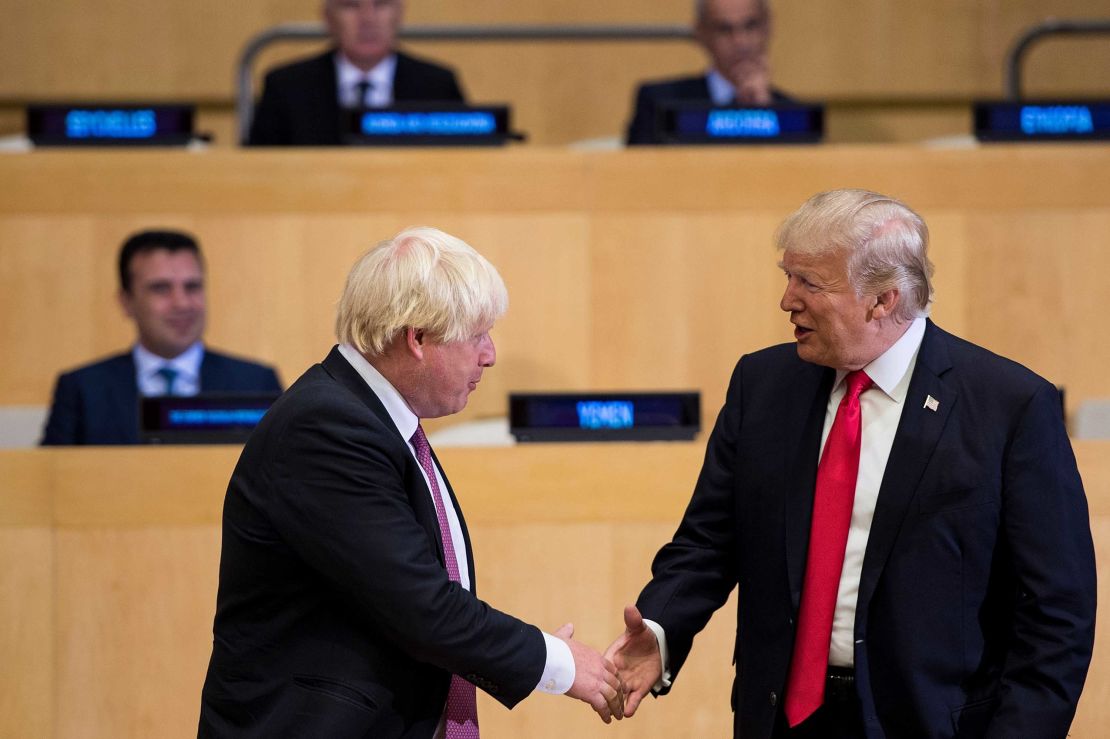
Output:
top-left (606, 189), bottom-right (1096, 738)
top-left (199, 227), bottom-right (623, 737)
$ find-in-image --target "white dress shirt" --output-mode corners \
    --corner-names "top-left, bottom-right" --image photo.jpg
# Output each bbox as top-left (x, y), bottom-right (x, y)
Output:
top-left (706, 69), bottom-right (739, 106)
top-left (335, 53), bottom-right (397, 108)
top-left (133, 341), bottom-right (203, 396)
top-left (337, 345), bottom-right (575, 700)
top-left (646, 316), bottom-right (927, 684)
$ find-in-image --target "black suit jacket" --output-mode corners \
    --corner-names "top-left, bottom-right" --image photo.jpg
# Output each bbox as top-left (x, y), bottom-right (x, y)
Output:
top-left (625, 74), bottom-right (793, 145)
top-left (198, 347), bottom-right (546, 737)
top-left (247, 49), bottom-right (466, 146)
top-left (41, 348), bottom-right (281, 445)
top-left (636, 321), bottom-right (1096, 739)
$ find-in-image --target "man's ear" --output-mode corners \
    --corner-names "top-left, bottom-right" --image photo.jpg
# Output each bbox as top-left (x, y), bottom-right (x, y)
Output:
top-left (117, 289), bottom-right (135, 320)
top-left (404, 327), bottom-right (426, 360)
top-left (870, 289), bottom-right (900, 321)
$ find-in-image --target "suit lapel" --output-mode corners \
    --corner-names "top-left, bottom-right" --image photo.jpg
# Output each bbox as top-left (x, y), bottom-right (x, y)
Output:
top-left (784, 363), bottom-right (835, 609)
top-left (106, 353), bottom-right (141, 443)
top-left (320, 347), bottom-right (444, 552)
top-left (856, 321), bottom-right (956, 610)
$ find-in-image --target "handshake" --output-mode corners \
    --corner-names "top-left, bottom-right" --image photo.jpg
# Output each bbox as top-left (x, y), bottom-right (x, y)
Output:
top-left (556, 605), bottom-right (663, 724)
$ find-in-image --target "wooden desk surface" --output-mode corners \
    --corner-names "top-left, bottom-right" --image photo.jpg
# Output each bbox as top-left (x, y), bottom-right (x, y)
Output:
top-left (1, 441), bottom-right (1108, 737)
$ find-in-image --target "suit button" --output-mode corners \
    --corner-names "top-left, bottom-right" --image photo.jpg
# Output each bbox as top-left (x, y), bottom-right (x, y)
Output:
top-left (769, 691), bottom-right (778, 706)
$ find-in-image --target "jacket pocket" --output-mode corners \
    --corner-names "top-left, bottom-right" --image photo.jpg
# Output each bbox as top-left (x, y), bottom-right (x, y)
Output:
top-left (950, 695), bottom-right (998, 737)
top-left (918, 485), bottom-right (998, 515)
top-left (292, 674), bottom-right (383, 714)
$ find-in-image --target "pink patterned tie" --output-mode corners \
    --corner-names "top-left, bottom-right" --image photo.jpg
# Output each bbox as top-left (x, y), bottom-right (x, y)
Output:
top-left (411, 424), bottom-right (480, 739)
top-left (785, 370), bottom-right (873, 727)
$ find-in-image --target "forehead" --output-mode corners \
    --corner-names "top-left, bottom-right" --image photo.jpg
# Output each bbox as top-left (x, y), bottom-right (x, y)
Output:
top-left (781, 247), bottom-right (848, 278)
top-left (128, 249), bottom-right (203, 280)
top-left (702, 0), bottom-right (765, 23)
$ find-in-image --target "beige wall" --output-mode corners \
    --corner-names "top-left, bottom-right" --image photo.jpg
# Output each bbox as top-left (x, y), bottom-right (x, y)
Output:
top-left (2, 443), bottom-right (1108, 738)
top-left (2, 1), bottom-right (1109, 143)
top-left (2, 146), bottom-right (1110, 433)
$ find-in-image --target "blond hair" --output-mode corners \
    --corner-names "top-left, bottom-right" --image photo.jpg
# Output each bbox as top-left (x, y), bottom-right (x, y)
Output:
top-left (775, 188), bottom-right (934, 321)
top-left (335, 227), bottom-right (508, 355)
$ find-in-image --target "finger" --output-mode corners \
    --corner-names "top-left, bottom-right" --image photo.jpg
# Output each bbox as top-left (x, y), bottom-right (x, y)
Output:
top-left (625, 687), bottom-right (647, 717)
top-left (623, 605), bottom-right (644, 633)
top-left (554, 622), bottom-right (574, 640)
top-left (602, 681), bottom-right (623, 721)
top-left (592, 695), bottom-right (612, 724)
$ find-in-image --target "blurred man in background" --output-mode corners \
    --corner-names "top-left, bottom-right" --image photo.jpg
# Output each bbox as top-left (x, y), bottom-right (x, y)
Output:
top-left (248, 0), bottom-right (466, 145)
top-left (626, 0), bottom-right (793, 145)
top-left (41, 229), bottom-right (281, 445)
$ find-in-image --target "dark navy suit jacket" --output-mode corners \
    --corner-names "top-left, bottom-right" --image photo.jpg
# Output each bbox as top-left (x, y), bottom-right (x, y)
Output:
top-left (625, 74), bottom-right (793, 145)
top-left (199, 347), bottom-right (545, 737)
top-left (247, 49), bottom-right (466, 146)
top-left (41, 348), bottom-right (281, 445)
top-left (637, 321), bottom-right (1096, 739)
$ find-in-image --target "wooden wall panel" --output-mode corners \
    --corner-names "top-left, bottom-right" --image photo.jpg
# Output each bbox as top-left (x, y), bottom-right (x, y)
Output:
top-left (2, 147), bottom-right (1108, 427)
top-left (3, 1), bottom-right (1110, 143)
top-left (1, 442), bottom-right (1107, 737)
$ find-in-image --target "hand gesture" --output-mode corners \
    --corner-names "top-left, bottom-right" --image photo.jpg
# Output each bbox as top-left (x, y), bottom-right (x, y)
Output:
top-left (554, 622), bottom-right (625, 723)
top-left (603, 605), bottom-right (662, 717)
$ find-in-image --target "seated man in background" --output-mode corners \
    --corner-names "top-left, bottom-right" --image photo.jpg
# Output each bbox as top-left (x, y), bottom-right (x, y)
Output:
top-left (41, 230), bottom-right (282, 445)
top-left (248, 0), bottom-right (467, 146)
top-left (626, 0), bottom-right (793, 145)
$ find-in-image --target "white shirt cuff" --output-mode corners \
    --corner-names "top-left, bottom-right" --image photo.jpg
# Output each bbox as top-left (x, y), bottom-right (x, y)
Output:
top-left (642, 618), bottom-right (673, 690)
top-left (536, 631), bottom-right (576, 694)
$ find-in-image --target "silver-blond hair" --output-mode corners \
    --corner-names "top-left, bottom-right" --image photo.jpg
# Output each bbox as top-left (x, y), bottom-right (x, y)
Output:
top-left (335, 227), bottom-right (508, 356)
top-left (775, 189), bottom-right (934, 321)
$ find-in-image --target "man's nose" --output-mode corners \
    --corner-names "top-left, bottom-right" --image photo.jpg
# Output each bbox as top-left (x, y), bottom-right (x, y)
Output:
top-left (481, 336), bottom-right (496, 367)
top-left (780, 281), bottom-right (801, 312)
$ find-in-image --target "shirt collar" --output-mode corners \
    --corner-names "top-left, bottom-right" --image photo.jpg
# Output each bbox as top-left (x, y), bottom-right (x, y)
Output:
top-left (337, 343), bottom-right (418, 441)
top-left (833, 316), bottom-right (926, 403)
top-left (705, 69), bottom-right (738, 106)
top-left (335, 52), bottom-right (397, 99)
top-left (132, 341), bottom-right (204, 382)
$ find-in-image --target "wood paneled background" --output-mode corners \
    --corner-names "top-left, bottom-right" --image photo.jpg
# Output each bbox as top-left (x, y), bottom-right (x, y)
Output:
top-left (2, 0), bottom-right (1110, 144)
top-left (2, 443), bottom-right (1109, 738)
top-left (2, 147), bottom-right (1109, 434)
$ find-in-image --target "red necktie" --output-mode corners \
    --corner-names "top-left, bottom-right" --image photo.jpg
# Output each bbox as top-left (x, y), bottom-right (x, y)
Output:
top-left (784, 370), bottom-right (873, 727)
top-left (411, 425), bottom-right (480, 739)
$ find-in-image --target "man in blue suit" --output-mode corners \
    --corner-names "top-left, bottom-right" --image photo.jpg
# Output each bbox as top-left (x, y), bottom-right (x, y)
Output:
top-left (41, 230), bottom-right (281, 445)
top-left (606, 189), bottom-right (1096, 738)
top-left (626, 0), bottom-right (793, 145)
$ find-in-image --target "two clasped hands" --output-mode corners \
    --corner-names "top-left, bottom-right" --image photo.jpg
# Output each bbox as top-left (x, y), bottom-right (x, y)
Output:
top-left (555, 605), bottom-right (666, 724)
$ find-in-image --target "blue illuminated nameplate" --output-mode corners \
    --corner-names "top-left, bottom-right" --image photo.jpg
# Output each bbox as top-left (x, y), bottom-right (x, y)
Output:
top-left (510, 392), bottom-right (700, 443)
top-left (659, 103), bottom-right (823, 145)
top-left (345, 105), bottom-right (514, 146)
top-left (27, 103), bottom-right (195, 146)
top-left (141, 393), bottom-right (280, 444)
top-left (974, 100), bottom-right (1110, 141)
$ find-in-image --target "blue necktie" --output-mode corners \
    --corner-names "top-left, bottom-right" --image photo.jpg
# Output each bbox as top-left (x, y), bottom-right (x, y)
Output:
top-left (155, 367), bottom-right (178, 396)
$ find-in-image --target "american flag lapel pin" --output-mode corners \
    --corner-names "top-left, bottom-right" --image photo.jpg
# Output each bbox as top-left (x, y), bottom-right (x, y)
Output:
top-left (924, 395), bottom-right (939, 412)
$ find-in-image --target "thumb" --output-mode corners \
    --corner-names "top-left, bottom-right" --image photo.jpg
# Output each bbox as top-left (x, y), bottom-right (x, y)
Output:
top-left (554, 622), bottom-right (574, 640)
top-left (623, 605), bottom-right (645, 634)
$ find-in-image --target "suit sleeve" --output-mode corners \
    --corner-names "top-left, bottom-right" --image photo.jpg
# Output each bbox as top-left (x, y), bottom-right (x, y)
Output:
top-left (41, 372), bottom-right (79, 445)
top-left (635, 359), bottom-right (744, 684)
top-left (246, 73), bottom-right (287, 146)
top-left (985, 382), bottom-right (1096, 737)
top-left (256, 397), bottom-right (545, 706)
top-left (625, 85), bottom-right (657, 146)
top-left (444, 71), bottom-right (466, 103)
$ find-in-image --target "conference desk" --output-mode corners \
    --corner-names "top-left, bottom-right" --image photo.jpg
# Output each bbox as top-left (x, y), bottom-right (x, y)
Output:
top-left (1, 442), bottom-right (1107, 738)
